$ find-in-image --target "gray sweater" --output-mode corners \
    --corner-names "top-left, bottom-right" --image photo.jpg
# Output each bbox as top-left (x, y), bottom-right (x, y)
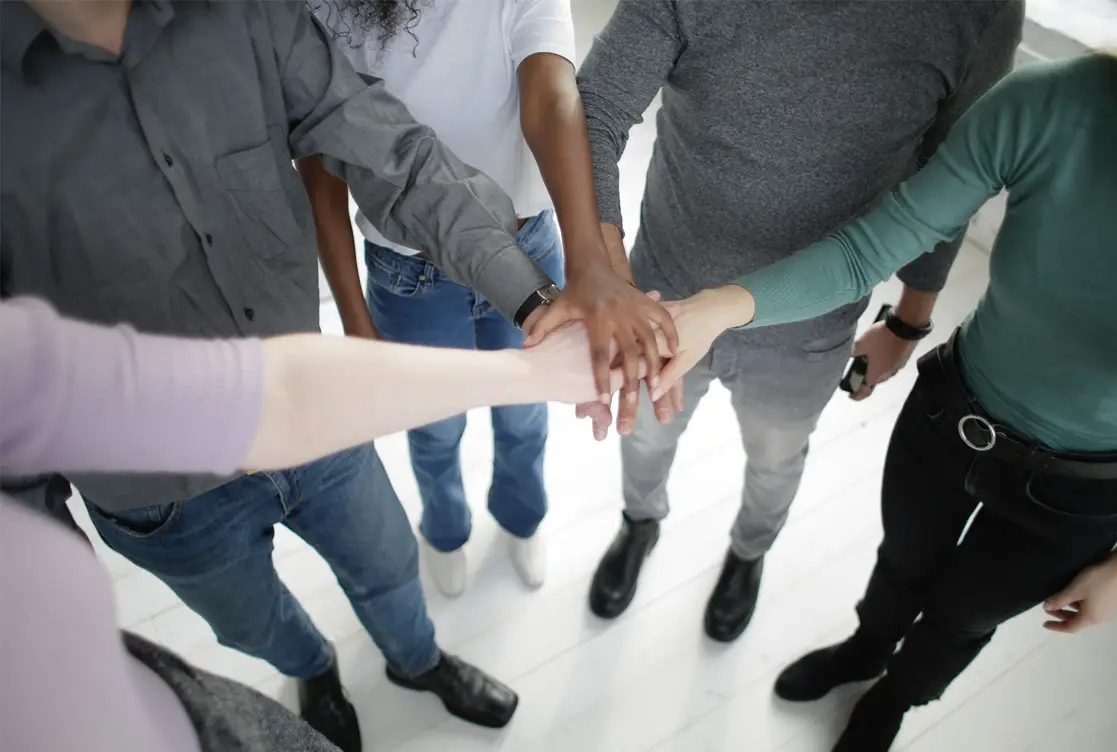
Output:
top-left (579, 0), bottom-right (1023, 346)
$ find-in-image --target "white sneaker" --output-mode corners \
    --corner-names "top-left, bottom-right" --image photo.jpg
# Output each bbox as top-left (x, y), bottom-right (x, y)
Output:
top-left (508, 532), bottom-right (546, 589)
top-left (422, 539), bottom-right (467, 597)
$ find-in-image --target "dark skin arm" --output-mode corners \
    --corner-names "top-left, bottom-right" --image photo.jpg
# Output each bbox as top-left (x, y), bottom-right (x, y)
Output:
top-left (517, 52), bottom-right (677, 428)
top-left (296, 155), bottom-right (379, 340)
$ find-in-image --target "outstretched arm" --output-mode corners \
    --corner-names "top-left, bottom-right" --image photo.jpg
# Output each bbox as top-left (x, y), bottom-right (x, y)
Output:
top-left (652, 62), bottom-right (1055, 396)
top-left (0, 299), bottom-right (632, 479)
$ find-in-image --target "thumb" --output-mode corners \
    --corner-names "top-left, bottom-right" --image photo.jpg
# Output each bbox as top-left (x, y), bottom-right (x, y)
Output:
top-left (522, 304), bottom-right (572, 347)
top-left (652, 355), bottom-right (690, 401)
top-left (1045, 579), bottom-right (1086, 612)
top-left (646, 289), bottom-right (662, 302)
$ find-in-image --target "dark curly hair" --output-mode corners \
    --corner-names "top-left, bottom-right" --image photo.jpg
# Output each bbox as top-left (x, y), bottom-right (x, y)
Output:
top-left (310, 0), bottom-right (428, 53)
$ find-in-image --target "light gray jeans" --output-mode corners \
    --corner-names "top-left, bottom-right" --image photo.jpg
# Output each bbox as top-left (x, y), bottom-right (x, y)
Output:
top-left (622, 252), bottom-right (855, 561)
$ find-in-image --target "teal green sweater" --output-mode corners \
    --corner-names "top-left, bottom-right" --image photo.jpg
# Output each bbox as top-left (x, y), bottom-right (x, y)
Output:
top-left (737, 56), bottom-right (1117, 453)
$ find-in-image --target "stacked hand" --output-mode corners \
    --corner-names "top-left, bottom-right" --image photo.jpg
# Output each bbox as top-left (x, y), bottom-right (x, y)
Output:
top-left (524, 277), bottom-right (756, 439)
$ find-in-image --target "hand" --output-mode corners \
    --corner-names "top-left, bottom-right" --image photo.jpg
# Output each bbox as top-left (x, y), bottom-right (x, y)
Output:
top-left (848, 321), bottom-right (916, 401)
top-left (521, 321), bottom-right (644, 405)
top-left (523, 263), bottom-right (679, 431)
top-left (575, 381), bottom-right (684, 442)
top-left (651, 285), bottom-right (756, 400)
top-left (1043, 555), bottom-right (1117, 634)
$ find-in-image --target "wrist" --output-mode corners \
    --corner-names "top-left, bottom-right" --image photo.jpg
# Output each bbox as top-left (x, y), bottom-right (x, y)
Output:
top-left (893, 288), bottom-right (937, 328)
top-left (700, 285), bottom-right (755, 331)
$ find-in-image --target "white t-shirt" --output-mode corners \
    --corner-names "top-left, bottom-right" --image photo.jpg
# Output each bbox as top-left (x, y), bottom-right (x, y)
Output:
top-left (313, 0), bottom-right (576, 255)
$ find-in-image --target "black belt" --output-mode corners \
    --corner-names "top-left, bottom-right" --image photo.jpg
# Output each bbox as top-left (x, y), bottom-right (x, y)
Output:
top-left (916, 331), bottom-right (1117, 481)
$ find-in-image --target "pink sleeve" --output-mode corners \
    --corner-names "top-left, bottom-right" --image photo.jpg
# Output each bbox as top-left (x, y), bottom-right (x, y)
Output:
top-left (0, 297), bottom-right (264, 477)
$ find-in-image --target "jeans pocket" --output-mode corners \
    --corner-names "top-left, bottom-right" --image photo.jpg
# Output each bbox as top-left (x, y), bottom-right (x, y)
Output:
top-left (88, 501), bottom-right (182, 539)
top-left (365, 243), bottom-right (431, 298)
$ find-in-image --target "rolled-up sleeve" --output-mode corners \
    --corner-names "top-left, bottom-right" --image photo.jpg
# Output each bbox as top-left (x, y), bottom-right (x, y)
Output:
top-left (267, 2), bottom-right (551, 322)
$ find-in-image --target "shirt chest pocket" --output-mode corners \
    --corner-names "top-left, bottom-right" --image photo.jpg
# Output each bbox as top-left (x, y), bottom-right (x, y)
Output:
top-left (215, 139), bottom-right (306, 260)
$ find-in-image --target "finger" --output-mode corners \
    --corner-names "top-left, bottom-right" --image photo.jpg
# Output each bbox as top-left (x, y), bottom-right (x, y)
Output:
top-left (1043, 618), bottom-right (1079, 633)
top-left (850, 383), bottom-right (874, 402)
top-left (586, 315), bottom-right (615, 404)
top-left (633, 318), bottom-right (663, 392)
top-left (646, 290), bottom-right (662, 302)
top-left (645, 300), bottom-right (680, 356)
top-left (851, 336), bottom-right (868, 358)
top-left (1045, 589), bottom-right (1084, 613)
top-left (670, 381), bottom-right (684, 413)
top-left (611, 326), bottom-right (642, 432)
top-left (653, 356), bottom-right (691, 402)
top-left (523, 304), bottom-right (574, 347)
top-left (653, 384), bottom-right (674, 424)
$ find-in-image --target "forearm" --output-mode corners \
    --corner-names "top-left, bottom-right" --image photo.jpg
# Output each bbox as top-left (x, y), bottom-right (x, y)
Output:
top-left (244, 336), bottom-right (543, 470)
top-left (296, 156), bottom-right (376, 336)
top-left (275, 7), bottom-right (548, 321)
top-left (520, 54), bottom-right (610, 274)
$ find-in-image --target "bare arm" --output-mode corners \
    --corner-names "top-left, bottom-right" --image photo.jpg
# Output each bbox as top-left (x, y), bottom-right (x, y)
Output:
top-left (0, 298), bottom-right (639, 478)
top-left (518, 51), bottom-right (677, 414)
top-left (296, 155), bottom-right (379, 339)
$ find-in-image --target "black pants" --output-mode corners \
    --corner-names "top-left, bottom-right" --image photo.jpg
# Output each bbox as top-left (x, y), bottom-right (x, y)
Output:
top-left (855, 375), bottom-right (1117, 707)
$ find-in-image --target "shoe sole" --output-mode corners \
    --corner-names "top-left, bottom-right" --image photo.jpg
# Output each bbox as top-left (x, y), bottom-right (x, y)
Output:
top-left (386, 669), bottom-right (519, 729)
top-left (588, 527), bottom-right (660, 619)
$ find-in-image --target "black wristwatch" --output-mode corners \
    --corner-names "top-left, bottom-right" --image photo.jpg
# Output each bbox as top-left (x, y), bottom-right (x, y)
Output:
top-left (884, 306), bottom-right (933, 341)
top-left (514, 284), bottom-right (561, 329)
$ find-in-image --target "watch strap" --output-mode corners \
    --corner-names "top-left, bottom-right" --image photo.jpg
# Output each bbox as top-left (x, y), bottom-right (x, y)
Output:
top-left (884, 307), bottom-right (933, 341)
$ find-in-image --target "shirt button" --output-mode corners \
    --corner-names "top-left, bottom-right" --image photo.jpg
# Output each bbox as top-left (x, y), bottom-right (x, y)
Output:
top-left (163, 153), bottom-right (174, 167)
top-left (244, 308), bottom-right (256, 321)
top-left (205, 233), bottom-right (213, 245)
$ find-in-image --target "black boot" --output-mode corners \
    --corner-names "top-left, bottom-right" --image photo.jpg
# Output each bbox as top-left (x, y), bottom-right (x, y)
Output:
top-left (588, 514), bottom-right (660, 619)
top-left (386, 652), bottom-right (518, 728)
top-left (298, 655), bottom-right (362, 752)
top-left (703, 552), bottom-right (763, 642)
top-left (775, 632), bottom-right (890, 702)
top-left (832, 681), bottom-right (908, 752)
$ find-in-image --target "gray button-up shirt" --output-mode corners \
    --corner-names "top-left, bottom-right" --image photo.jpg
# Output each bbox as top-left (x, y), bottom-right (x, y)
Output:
top-left (0, 0), bottom-right (552, 512)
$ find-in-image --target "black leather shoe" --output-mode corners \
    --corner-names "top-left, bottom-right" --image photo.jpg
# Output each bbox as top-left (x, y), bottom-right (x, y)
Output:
top-left (386, 652), bottom-right (518, 728)
top-left (775, 634), bottom-right (890, 702)
top-left (589, 514), bottom-right (660, 619)
top-left (832, 682), bottom-right (907, 752)
top-left (298, 656), bottom-right (362, 752)
top-left (704, 552), bottom-right (763, 642)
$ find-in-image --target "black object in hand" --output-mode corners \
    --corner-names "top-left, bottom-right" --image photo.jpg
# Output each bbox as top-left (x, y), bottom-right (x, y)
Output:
top-left (839, 304), bottom-right (892, 394)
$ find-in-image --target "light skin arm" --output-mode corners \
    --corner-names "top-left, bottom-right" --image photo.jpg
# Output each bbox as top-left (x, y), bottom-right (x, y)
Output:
top-left (244, 324), bottom-right (643, 470)
top-left (296, 156), bottom-right (379, 340)
top-left (517, 51), bottom-right (677, 418)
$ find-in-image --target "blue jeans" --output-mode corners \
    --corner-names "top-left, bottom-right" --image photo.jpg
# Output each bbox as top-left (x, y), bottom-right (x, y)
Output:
top-left (366, 210), bottom-right (566, 552)
top-left (86, 445), bottom-right (440, 679)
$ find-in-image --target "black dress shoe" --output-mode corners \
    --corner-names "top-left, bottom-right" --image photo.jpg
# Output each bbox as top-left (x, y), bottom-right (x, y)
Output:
top-left (775, 633), bottom-right (890, 702)
top-left (704, 552), bottom-right (763, 642)
top-left (832, 682), bottom-right (908, 752)
top-left (298, 657), bottom-right (362, 752)
top-left (386, 652), bottom-right (518, 728)
top-left (589, 514), bottom-right (660, 619)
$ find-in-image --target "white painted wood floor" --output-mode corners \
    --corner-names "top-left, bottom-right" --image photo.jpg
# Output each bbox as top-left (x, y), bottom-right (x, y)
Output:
top-left (79, 2), bottom-right (1117, 749)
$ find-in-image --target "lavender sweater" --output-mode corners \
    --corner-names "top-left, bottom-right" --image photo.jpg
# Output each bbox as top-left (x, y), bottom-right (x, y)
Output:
top-left (0, 299), bottom-right (334, 752)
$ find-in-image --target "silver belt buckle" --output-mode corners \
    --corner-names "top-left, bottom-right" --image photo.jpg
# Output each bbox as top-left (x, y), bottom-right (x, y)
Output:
top-left (958, 414), bottom-right (997, 452)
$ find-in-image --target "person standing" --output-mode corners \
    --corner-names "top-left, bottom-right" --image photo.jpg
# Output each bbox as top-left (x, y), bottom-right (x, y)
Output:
top-left (574, 0), bottom-right (1024, 641)
top-left (647, 51), bottom-right (1117, 751)
top-left (303, 0), bottom-right (673, 596)
top-left (0, 0), bottom-right (622, 747)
